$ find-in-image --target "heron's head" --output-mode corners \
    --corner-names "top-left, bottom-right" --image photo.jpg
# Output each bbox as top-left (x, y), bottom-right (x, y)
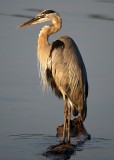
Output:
top-left (19, 10), bottom-right (61, 28)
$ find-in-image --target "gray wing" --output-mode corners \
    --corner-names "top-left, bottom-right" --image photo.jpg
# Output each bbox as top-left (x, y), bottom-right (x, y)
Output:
top-left (46, 36), bottom-right (88, 107)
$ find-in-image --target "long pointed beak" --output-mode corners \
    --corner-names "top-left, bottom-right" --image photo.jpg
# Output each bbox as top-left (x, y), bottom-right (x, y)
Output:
top-left (18, 16), bottom-right (40, 28)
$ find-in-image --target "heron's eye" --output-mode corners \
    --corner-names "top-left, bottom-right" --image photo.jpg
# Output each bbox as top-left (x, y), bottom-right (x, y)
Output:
top-left (37, 14), bottom-right (45, 19)
top-left (41, 14), bottom-right (45, 18)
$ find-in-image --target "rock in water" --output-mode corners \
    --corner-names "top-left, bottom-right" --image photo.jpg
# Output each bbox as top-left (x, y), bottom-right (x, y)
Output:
top-left (43, 117), bottom-right (91, 159)
top-left (43, 143), bottom-right (76, 160)
top-left (57, 117), bottom-right (91, 142)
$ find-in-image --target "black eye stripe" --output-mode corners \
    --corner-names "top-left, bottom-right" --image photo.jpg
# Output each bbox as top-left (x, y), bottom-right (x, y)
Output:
top-left (42, 10), bottom-right (55, 15)
top-left (36, 10), bottom-right (55, 19)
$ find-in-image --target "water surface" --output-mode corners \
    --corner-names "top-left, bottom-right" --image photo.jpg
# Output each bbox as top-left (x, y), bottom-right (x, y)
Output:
top-left (0, 0), bottom-right (114, 159)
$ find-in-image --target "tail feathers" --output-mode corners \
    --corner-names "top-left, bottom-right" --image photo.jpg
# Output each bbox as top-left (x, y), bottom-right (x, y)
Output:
top-left (72, 106), bottom-right (78, 117)
top-left (71, 102), bottom-right (87, 121)
top-left (81, 102), bottom-right (87, 121)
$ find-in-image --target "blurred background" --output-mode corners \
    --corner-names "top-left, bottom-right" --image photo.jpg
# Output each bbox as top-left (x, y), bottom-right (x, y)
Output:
top-left (0, 0), bottom-right (114, 160)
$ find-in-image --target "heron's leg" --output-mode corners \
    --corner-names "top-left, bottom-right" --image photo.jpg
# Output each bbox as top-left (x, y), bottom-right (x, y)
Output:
top-left (68, 101), bottom-right (71, 144)
top-left (62, 96), bottom-right (68, 143)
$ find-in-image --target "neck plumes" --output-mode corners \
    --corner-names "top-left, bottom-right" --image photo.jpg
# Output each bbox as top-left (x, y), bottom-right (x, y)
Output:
top-left (37, 16), bottom-right (62, 90)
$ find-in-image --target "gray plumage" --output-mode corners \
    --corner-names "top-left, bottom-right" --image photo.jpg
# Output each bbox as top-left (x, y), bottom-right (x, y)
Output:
top-left (19, 9), bottom-right (88, 144)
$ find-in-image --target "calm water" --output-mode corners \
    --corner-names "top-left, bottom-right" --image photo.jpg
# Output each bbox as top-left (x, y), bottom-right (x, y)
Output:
top-left (0, 0), bottom-right (114, 159)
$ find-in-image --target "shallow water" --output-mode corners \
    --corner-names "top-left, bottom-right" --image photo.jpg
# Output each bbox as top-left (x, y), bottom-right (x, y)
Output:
top-left (0, 0), bottom-right (114, 159)
top-left (1, 134), bottom-right (114, 160)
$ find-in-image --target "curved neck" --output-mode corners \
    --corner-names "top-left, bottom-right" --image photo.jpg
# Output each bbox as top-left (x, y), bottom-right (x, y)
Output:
top-left (37, 15), bottom-right (62, 89)
top-left (38, 16), bottom-right (62, 51)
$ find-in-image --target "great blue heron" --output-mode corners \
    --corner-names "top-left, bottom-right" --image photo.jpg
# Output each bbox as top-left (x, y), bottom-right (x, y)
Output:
top-left (19, 10), bottom-right (88, 144)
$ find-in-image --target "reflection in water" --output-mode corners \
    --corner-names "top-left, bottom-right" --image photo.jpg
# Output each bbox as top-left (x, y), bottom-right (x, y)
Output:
top-left (8, 134), bottom-right (114, 160)
top-left (8, 134), bottom-right (83, 159)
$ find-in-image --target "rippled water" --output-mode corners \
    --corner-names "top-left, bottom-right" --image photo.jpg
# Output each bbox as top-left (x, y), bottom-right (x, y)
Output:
top-left (0, 0), bottom-right (114, 159)
top-left (1, 134), bottom-right (114, 160)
